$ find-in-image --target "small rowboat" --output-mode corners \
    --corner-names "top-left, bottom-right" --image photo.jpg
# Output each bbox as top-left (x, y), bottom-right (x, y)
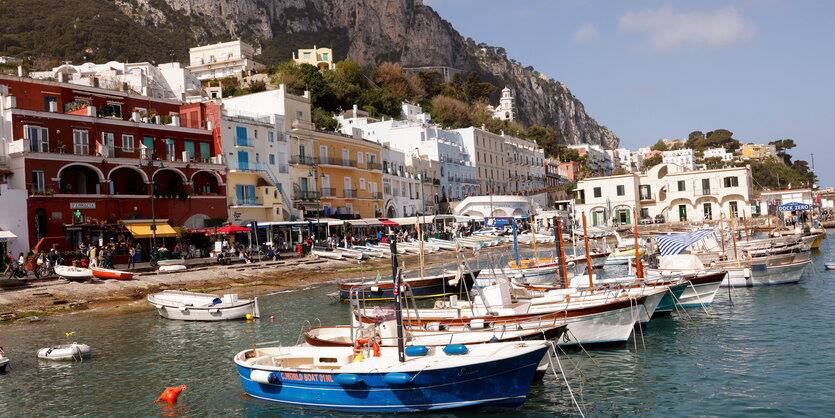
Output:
top-left (159, 264), bottom-right (187, 273)
top-left (148, 290), bottom-right (260, 321)
top-left (37, 343), bottom-right (92, 361)
top-left (312, 249), bottom-right (343, 260)
top-left (825, 262), bottom-right (835, 270)
top-left (54, 266), bottom-right (93, 281)
top-left (0, 347), bottom-right (9, 372)
top-left (91, 267), bottom-right (134, 280)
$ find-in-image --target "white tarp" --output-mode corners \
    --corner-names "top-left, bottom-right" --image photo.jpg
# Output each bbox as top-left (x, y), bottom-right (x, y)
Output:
top-left (658, 254), bottom-right (705, 270)
top-left (0, 230), bottom-right (17, 242)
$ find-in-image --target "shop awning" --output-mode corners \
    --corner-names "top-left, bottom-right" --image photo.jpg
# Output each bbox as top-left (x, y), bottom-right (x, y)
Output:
top-left (124, 222), bottom-right (177, 239)
top-left (215, 225), bottom-right (252, 234)
top-left (0, 230), bottom-right (17, 242)
top-left (379, 219), bottom-right (399, 227)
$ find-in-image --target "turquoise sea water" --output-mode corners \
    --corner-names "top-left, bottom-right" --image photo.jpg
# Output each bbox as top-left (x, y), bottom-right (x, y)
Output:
top-left (1, 235), bottom-right (834, 416)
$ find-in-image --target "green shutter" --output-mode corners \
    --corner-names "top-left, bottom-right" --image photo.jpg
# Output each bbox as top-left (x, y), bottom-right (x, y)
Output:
top-left (199, 142), bottom-right (210, 161)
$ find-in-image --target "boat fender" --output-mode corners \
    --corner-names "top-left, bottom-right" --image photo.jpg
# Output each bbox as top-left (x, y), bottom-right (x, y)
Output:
top-left (743, 268), bottom-right (751, 279)
top-left (353, 339), bottom-right (381, 357)
top-left (470, 319), bottom-right (486, 329)
top-left (352, 354), bottom-right (365, 362)
top-left (489, 336), bottom-right (500, 343)
top-left (155, 385), bottom-right (186, 403)
top-left (404, 345), bottom-right (429, 356)
top-left (370, 286), bottom-right (381, 293)
top-left (336, 373), bottom-right (363, 385)
top-left (383, 373), bottom-right (413, 385)
top-left (249, 370), bottom-right (280, 385)
top-left (443, 344), bottom-right (469, 355)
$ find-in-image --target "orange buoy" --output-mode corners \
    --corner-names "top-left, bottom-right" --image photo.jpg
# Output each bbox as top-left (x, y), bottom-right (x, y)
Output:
top-left (156, 385), bottom-right (186, 404)
top-left (270, 316), bottom-right (275, 322)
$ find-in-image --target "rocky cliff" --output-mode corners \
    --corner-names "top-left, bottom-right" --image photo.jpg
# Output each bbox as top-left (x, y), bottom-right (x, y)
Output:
top-left (6, 0), bottom-right (619, 148)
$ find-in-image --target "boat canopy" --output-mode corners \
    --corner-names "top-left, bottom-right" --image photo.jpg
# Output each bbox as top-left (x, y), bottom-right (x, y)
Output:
top-left (655, 230), bottom-right (716, 256)
top-left (658, 254), bottom-right (705, 270)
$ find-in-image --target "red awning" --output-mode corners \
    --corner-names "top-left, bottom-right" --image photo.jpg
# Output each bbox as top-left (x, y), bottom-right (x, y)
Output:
top-left (185, 228), bottom-right (216, 234)
top-left (215, 225), bottom-right (252, 234)
top-left (379, 219), bottom-right (399, 227)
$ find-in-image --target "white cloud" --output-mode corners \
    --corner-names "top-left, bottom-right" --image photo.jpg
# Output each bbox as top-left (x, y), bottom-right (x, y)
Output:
top-left (618, 6), bottom-right (756, 52)
top-left (573, 23), bottom-right (601, 44)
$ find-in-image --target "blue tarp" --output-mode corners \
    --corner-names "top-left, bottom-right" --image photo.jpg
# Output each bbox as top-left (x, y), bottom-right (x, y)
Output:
top-left (656, 230), bottom-right (716, 256)
top-left (777, 202), bottom-right (810, 211)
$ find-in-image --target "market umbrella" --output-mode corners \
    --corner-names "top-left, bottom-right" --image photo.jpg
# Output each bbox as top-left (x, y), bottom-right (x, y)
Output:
top-left (215, 225), bottom-right (252, 234)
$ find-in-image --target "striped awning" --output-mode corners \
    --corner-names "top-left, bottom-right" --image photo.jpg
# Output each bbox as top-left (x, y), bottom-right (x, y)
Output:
top-left (655, 230), bottom-right (716, 256)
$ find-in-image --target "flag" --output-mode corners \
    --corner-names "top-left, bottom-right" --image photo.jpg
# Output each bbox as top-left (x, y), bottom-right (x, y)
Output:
top-left (816, 193), bottom-right (820, 203)
top-left (787, 183), bottom-right (791, 190)
top-left (375, 271), bottom-right (381, 283)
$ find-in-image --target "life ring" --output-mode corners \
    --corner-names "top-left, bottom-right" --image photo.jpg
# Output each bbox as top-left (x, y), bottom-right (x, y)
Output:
top-left (353, 339), bottom-right (381, 357)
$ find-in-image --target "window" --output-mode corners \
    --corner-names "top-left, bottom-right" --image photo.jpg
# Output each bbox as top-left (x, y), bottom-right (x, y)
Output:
top-left (677, 180), bottom-right (686, 191)
top-left (254, 130), bottom-right (258, 139)
top-left (32, 170), bottom-right (45, 192)
top-left (101, 132), bottom-right (115, 157)
top-left (322, 52), bottom-right (329, 61)
top-left (73, 130), bottom-right (89, 155)
top-left (43, 96), bottom-right (57, 112)
top-left (296, 110), bottom-right (303, 120)
top-left (640, 208), bottom-right (649, 219)
top-left (703, 203), bottom-right (712, 220)
top-left (359, 178), bottom-right (366, 190)
top-left (25, 125), bottom-right (49, 152)
top-left (729, 201), bottom-right (739, 218)
top-left (593, 187), bottom-right (602, 198)
top-left (357, 151), bottom-right (364, 165)
top-left (200, 142), bottom-right (210, 161)
top-left (237, 151), bottom-right (249, 170)
top-left (678, 204), bottom-right (688, 222)
top-left (235, 184), bottom-right (256, 205)
top-left (122, 134), bottom-right (134, 152)
top-left (269, 132), bottom-right (274, 142)
top-left (724, 176), bottom-right (739, 187)
top-left (303, 52), bottom-right (311, 59)
top-left (165, 139), bottom-right (176, 161)
top-left (184, 141), bottom-right (195, 161)
top-left (143, 136), bottom-right (154, 150)
top-left (701, 178), bottom-right (711, 194)
top-left (235, 126), bottom-right (249, 146)
top-left (616, 185), bottom-right (625, 196)
top-left (269, 154), bottom-right (275, 165)
top-left (103, 103), bottom-right (121, 118)
top-left (639, 185), bottom-right (652, 200)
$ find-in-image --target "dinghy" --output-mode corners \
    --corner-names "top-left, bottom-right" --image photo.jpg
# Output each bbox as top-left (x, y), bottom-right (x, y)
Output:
top-left (312, 249), bottom-right (343, 260)
top-left (91, 267), bottom-right (134, 280)
top-left (54, 266), bottom-right (93, 281)
top-left (147, 290), bottom-right (260, 321)
top-left (37, 343), bottom-right (91, 361)
top-left (158, 264), bottom-right (187, 273)
top-left (338, 248), bottom-right (371, 260)
top-left (825, 262), bottom-right (835, 270)
top-left (0, 347), bottom-right (8, 372)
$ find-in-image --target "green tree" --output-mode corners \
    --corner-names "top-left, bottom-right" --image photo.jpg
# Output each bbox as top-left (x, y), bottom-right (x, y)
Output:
top-left (312, 107), bottom-right (338, 131)
top-left (770, 138), bottom-right (796, 164)
top-left (644, 154), bottom-right (663, 169)
top-left (686, 131), bottom-right (705, 149)
top-left (462, 71), bottom-right (498, 102)
top-left (651, 139), bottom-right (668, 151)
top-left (703, 156), bottom-right (724, 169)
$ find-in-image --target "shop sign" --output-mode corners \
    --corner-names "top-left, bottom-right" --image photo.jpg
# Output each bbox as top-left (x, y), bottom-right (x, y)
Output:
top-left (70, 202), bottom-right (96, 209)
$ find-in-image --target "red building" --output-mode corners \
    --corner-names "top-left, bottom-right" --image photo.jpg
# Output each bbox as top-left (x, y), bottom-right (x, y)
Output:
top-left (0, 75), bottom-right (227, 252)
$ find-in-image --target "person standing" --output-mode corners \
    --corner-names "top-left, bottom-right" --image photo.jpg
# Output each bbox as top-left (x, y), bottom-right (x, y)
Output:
top-left (89, 246), bottom-right (98, 268)
top-left (127, 246), bottom-right (136, 270)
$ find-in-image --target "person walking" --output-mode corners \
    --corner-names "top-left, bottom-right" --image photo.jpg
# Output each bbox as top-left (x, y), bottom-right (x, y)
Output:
top-left (127, 246), bottom-right (136, 270)
top-left (89, 246), bottom-right (98, 268)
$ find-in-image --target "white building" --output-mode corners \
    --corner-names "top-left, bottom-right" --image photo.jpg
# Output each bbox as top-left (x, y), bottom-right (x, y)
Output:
top-left (454, 195), bottom-right (544, 218)
top-left (381, 146), bottom-right (422, 218)
top-left (568, 144), bottom-right (612, 176)
top-left (616, 148), bottom-right (644, 172)
top-left (574, 163), bottom-right (754, 226)
top-left (488, 86), bottom-right (516, 122)
top-left (30, 61), bottom-right (205, 101)
top-left (504, 134), bottom-right (546, 194)
top-left (662, 148), bottom-right (696, 171)
top-left (704, 147), bottom-right (735, 162)
top-left (188, 40), bottom-right (265, 80)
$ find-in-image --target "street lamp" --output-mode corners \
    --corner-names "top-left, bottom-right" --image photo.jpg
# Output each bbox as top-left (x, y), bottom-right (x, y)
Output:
top-left (138, 159), bottom-right (164, 256)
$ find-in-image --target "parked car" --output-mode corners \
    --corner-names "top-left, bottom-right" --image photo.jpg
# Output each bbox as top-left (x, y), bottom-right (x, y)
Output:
top-left (639, 217), bottom-right (654, 225)
top-left (654, 215), bottom-right (666, 224)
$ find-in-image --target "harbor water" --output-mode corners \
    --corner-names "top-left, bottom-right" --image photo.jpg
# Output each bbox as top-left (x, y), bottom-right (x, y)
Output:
top-left (1, 236), bottom-right (835, 416)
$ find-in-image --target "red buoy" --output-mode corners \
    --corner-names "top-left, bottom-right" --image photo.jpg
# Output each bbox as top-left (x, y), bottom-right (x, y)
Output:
top-left (156, 385), bottom-right (186, 404)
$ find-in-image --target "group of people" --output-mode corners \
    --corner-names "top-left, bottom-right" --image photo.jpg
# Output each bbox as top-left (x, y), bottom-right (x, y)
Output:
top-left (79, 243), bottom-right (117, 269)
top-left (3, 248), bottom-right (62, 279)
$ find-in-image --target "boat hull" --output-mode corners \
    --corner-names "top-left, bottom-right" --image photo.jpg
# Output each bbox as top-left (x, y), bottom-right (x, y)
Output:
top-left (37, 343), bottom-right (92, 361)
top-left (339, 271), bottom-right (479, 302)
top-left (91, 267), bottom-right (134, 280)
top-left (654, 282), bottom-right (689, 314)
top-left (54, 266), bottom-right (93, 281)
top-left (236, 345), bottom-right (549, 412)
top-left (677, 272), bottom-right (726, 308)
top-left (304, 324), bottom-right (566, 347)
top-left (721, 260), bottom-right (810, 287)
top-left (148, 291), bottom-right (259, 321)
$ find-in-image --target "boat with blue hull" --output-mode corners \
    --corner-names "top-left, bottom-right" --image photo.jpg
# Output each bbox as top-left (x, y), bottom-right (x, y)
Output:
top-left (234, 342), bottom-right (550, 412)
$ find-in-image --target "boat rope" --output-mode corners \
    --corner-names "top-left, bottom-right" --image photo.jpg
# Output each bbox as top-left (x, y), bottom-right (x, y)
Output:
top-left (549, 341), bottom-right (585, 417)
top-left (564, 328), bottom-right (602, 373)
top-left (669, 289), bottom-right (699, 331)
top-left (555, 343), bottom-right (617, 410)
top-left (686, 282), bottom-right (711, 315)
top-left (629, 297), bottom-right (638, 353)
top-left (635, 297), bottom-right (647, 352)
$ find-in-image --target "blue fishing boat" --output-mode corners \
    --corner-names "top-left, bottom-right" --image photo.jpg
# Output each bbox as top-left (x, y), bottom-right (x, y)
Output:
top-left (234, 237), bottom-right (551, 412)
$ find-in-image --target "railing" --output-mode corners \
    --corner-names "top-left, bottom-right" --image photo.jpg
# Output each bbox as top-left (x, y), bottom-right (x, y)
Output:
top-left (371, 192), bottom-right (383, 199)
top-left (295, 189), bottom-right (320, 201)
top-left (235, 136), bottom-right (254, 147)
top-left (344, 189), bottom-right (358, 198)
top-left (290, 155), bottom-right (315, 165)
top-left (319, 156), bottom-right (357, 168)
top-left (695, 188), bottom-right (716, 196)
top-left (368, 162), bottom-right (382, 170)
top-left (230, 197), bottom-right (263, 206)
top-left (228, 161), bottom-right (282, 186)
top-left (291, 120), bottom-right (316, 131)
top-left (320, 187), bottom-right (336, 197)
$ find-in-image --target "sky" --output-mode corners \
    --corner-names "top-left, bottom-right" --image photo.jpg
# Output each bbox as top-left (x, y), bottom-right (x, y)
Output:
top-left (425, 0), bottom-right (835, 186)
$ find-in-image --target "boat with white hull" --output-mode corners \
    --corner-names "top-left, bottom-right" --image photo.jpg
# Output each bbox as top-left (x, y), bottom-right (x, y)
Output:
top-left (148, 290), bottom-right (260, 321)
top-left (37, 343), bottom-right (91, 361)
top-left (716, 259), bottom-right (810, 287)
top-left (54, 266), bottom-right (93, 281)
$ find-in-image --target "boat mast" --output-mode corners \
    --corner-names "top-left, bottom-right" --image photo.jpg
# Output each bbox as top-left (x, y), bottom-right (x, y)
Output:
top-left (719, 211), bottom-right (726, 260)
top-left (389, 236), bottom-right (405, 363)
top-left (742, 210), bottom-right (750, 243)
top-left (416, 215), bottom-right (425, 281)
top-left (554, 215), bottom-right (568, 288)
top-left (531, 213), bottom-right (539, 263)
top-left (730, 213), bottom-right (739, 267)
top-left (767, 208), bottom-right (773, 238)
top-left (633, 208), bottom-right (643, 279)
top-left (582, 212), bottom-right (594, 291)
top-left (512, 218), bottom-right (520, 268)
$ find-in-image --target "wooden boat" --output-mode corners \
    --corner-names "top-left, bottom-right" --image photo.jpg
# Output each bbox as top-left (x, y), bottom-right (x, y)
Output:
top-left (312, 249), bottom-right (343, 260)
top-left (37, 343), bottom-right (91, 361)
top-left (147, 290), bottom-right (260, 321)
top-left (304, 322), bottom-right (567, 347)
top-left (234, 340), bottom-right (550, 412)
top-left (54, 265), bottom-right (93, 281)
top-left (91, 267), bottom-right (134, 280)
top-left (338, 270), bottom-right (480, 302)
top-left (338, 248), bottom-right (371, 260)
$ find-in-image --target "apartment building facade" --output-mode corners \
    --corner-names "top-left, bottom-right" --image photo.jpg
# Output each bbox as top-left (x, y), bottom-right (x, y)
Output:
top-left (456, 127), bottom-right (508, 195)
top-left (0, 75), bottom-right (227, 250)
top-left (381, 146), bottom-right (422, 218)
top-left (188, 40), bottom-right (265, 80)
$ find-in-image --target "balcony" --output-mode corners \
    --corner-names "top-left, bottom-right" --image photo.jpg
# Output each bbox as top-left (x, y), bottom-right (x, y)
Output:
top-left (290, 155), bottom-right (315, 165)
top-left (295, 189), bottom-right (320, 201)
top-left (370, 192), bottom-right (383, 200)
top-left (695, 188), bottom-right (716, 196)
top-left (319, 156), bottom-right (357, 168)
top-left (291, 120), bottom-right (316, 131)
top-left (320, 187), bottom-right (336, 197)
top-left (368, 162), bottom-right (382, 171)
top-left (230, 196), bottom-right (264, 207)
top-left (344, 189), bottom-right (358, 198)
top-left (234, 136), bottom-right (254, 147)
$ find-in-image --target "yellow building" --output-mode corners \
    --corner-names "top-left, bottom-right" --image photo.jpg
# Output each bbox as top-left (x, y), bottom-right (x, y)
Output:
top-left (292, 46), bottom-right (334, 70)
top-left (742, 144), bottom-right (777, 160)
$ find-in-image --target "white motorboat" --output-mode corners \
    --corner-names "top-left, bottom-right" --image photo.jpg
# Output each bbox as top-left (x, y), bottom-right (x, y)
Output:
top-left (351, 246), bottom-right (386, 258)
top-left (0, 347), bottom-right (8, 372)
top-left (158, 264), bottom-right (187, 273)
top-left (37, 343), bottom-right (92, 361)
top-left (312, 249), bottom-right (343, 260)
top-left (715, 258), bottom-right (810, 287)
top-left (147, 290), bottom-right (260, 321)
top-left (54, 266), bottom-right (93, 281)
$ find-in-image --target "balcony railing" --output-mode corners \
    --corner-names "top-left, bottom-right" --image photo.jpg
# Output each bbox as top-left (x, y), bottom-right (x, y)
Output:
top-left (235, 136), bottom-right (254, 147)
top-left (320, 187), bottom-right (336, 197)
top-left (371, 192), bottom-right (383, 199)
top-left (695, 188), bottom-right (716, 196)
top-left (291, 120), bottom-right (316, 131)
top-left (368, 162), bottom-right (382, 171)
top-left (344, 189), bottom-right (358, 198)
top-left (295, 189), bottom-right (320, 201)
top-left (290, 155), bottom-right (315, 165)
top-left (230, 196), bottom-right (263, 206)
top-left (319, 156), bottom-right (357, 168)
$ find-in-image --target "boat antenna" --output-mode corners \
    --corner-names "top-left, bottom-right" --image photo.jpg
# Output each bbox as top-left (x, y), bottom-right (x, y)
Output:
top-left (389, 235), bottom-right (405, 363)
